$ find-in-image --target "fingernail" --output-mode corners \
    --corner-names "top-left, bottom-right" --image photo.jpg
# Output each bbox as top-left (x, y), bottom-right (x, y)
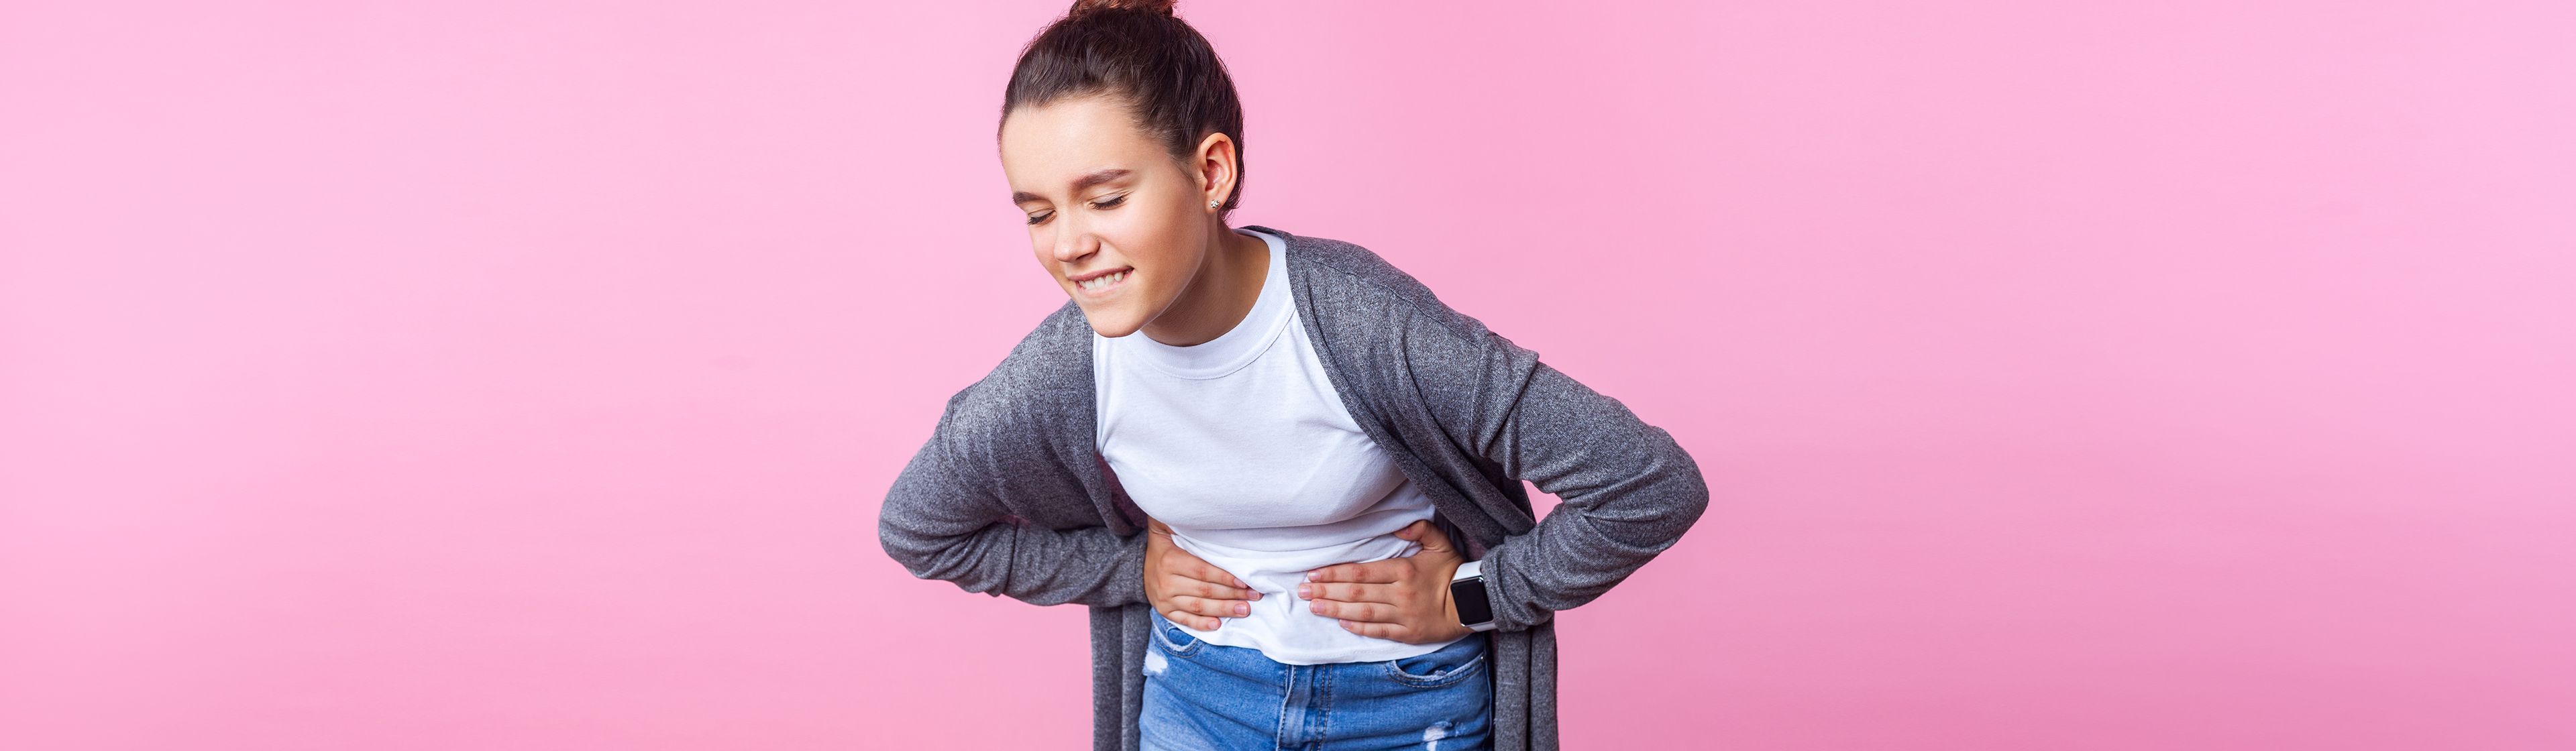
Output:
top-left (1297, 584), bottom-right (1310, 598)
top-left (1249, 591), bottom-right (1263, 600)
top-left (1234, 602), bottom-right (1248, 616)
top-left (1304, 572), bottom-right (1316, 582)
top-left (1311, 602), bottom-right (1325, 614)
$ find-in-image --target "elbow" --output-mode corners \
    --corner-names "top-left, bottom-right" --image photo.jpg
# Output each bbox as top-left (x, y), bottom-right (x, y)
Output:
top-left (1676, 455), bottom-right (1711, 516)
top-left (879, 516), bottom-right (1013, 593)
top-left (1624, 445), bottom-right (1713, 551)
top-left (1666, 451), bottom-right (1713, 535)
top-left (877, 516), bottom-right (951, 580)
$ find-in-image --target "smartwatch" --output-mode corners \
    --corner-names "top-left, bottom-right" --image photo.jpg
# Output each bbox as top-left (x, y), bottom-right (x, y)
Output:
top-left (1448, 560), bottom-right (1498, 632)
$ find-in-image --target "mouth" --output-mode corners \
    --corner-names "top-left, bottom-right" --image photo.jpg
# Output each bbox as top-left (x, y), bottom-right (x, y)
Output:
top-left (1070, 268), bottom-right (1131, 294)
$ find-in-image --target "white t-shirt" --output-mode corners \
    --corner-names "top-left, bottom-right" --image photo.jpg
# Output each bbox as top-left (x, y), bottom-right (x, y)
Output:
top-left (1094, 229), bottom-right (1456, 665)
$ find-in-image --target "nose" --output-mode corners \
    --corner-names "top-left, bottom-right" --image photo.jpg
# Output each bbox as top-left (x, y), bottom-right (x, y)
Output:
top-left (1049, 223), bottom-right (1098, 266)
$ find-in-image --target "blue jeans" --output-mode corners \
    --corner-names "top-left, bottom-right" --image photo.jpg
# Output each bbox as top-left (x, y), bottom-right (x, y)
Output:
top-left (1142, 612), bottom-right (1492, 751)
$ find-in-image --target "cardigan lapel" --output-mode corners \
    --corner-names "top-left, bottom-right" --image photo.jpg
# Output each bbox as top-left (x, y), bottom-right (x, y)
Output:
top-left (1254, 225), bottom-right (1522, 555)
top-left (1040, 303), bottom-right (1144, 536)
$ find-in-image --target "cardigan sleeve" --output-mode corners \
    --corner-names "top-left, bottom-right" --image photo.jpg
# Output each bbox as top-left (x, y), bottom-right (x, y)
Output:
top-left (1280, 231), bottom-right (1709, 633)
top-left (1468, 358), bottom-right (1708, 630)
top-left (1380, 301), bottom-right (1708, 631)
top-left (877, 310), bottom-right (1148, 610)
top-left (877, 420), bottom-right (1148, 608)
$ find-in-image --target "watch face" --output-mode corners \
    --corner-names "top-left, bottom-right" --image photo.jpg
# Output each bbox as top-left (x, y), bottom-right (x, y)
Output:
top-left (1450, 577), bottom-right (1494, 627)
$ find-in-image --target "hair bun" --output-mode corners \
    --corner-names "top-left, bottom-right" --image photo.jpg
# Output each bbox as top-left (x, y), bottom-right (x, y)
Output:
top-left (1069, 0), bottom-right (1176, 16)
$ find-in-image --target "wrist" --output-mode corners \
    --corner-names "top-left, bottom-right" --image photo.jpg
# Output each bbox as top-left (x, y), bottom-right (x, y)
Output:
top-left (1448, 560), bottom-right (1497, 633)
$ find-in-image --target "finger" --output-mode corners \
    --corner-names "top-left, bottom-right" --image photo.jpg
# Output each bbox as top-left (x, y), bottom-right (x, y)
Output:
top-left (1307, 597), bottom-right (1398, 623)
top-left (1171, 594), bottom-right (1250, 619)
top-left (1161, 548), bottom-right (1250, 590)
top-left (1300, 581), bottom-right (1408, 605)
top-left (1337, 618), bottom-right (1409, 641)
top-left (1165, 575), bottom-right (1258, 602)
top-left (1175, 561), bottom-right (1253, 593)
top-left (1305, 560), bottom-right (1403, 584)
top-left (1163, 608), bottom-right (1222, 632)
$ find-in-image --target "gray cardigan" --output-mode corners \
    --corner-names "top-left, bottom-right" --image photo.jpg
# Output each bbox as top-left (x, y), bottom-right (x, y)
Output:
top-left (879, 228), bottom-right (1708, 751)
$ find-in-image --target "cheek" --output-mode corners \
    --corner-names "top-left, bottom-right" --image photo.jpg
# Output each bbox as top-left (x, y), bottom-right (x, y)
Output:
top-left (1120, 206), bottom-right (1199, 271)
top-left (1110, 189), bottom-right (1193, 242)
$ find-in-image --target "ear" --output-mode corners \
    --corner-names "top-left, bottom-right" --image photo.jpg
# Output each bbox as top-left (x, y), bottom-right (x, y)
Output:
top-left (1192, 131), bottom-right (1238, 213)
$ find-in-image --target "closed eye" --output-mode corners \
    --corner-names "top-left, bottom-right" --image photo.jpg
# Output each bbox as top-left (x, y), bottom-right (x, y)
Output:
top-left (1026, 209), bottom-right (1054, 225)
top-left (1089, 194), bottom-right (1126, 210)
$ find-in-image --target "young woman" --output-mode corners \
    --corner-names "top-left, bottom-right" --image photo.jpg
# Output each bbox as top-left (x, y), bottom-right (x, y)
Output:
top-left (879, 1), bottom-right (1708, 749)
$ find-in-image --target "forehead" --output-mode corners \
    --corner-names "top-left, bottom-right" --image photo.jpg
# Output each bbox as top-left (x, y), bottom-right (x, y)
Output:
top-left (1000, 96), bottom-right (1169, 189)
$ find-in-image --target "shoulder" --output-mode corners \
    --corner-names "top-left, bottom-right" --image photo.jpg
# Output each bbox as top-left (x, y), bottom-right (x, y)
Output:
top-left (1253, 226), bottom-right (1495, 345)
top-left (937, 302), bottom-right (1093, 441)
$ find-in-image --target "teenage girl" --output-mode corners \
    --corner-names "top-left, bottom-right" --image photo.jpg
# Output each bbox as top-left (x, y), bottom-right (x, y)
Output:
top-left (880, 2), bottom-right (1708, 750)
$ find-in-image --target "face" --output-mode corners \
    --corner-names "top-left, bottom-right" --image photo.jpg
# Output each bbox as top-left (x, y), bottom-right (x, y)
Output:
top-left (1000, 96), bottom-right (1230, 338)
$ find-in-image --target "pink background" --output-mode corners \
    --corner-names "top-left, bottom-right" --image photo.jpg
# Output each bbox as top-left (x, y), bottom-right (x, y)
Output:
top-left (5, 1), bottom-right (2571, 748)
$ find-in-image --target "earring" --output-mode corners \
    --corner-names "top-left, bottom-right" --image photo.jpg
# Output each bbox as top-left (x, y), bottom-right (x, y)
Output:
top-left (1208, 200), bottom-right (1220, 209)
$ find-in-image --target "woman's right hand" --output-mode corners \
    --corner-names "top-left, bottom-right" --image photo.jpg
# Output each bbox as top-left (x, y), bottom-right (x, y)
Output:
top-left (1143, 518), bottom-right (1260, 631)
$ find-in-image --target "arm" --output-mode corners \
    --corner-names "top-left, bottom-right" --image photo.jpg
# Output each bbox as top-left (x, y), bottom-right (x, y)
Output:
top-left (877, 414), bottom-right (1148, 608)
top-left (1470, 361), bottom-right (1709, 630)
top-left (1301, 288), bottom-right (1707, 637)
top-left (1312, 306), bottom-right (1708, 634)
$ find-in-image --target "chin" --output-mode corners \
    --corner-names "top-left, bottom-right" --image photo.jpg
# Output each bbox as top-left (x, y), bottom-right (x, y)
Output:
top-left (1076, 302), bottom-right (1150, 339)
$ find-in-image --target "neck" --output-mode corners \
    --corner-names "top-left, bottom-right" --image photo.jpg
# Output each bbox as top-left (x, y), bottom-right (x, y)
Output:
top-left (1140, 224), bottom-right (1270, 347)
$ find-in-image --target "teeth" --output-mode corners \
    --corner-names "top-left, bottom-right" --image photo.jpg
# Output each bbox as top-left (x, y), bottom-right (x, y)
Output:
top-left (1078, 270), bottom-right (1125, 291)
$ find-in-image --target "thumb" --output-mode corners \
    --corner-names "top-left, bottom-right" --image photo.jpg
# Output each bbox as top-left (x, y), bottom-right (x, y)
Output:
top-left (1394, 520), bottom-right (1454, 553)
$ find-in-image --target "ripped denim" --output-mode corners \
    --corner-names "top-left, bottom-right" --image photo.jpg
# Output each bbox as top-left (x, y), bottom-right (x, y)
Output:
top-left (1142, 611), bottom-right (1492, 751)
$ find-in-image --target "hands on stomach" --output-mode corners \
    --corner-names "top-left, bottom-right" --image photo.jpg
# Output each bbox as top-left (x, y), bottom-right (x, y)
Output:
top-left (1142, 518), bottom-right (1262, 631)
top-left (1144, 518), bottom-right (1472, 645)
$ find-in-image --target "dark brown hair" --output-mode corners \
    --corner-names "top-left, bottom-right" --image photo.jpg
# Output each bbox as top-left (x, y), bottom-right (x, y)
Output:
top-left (1004, 0), bottom-right (1247, 212)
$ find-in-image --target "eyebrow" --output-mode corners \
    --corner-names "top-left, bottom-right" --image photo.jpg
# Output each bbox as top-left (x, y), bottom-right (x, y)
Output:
top-left (1012, 168), bottom-right (1132, 205)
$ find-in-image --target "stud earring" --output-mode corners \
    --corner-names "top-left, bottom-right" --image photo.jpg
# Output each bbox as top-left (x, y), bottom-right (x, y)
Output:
top-left (1208, 200), bottom-right (1220, 209)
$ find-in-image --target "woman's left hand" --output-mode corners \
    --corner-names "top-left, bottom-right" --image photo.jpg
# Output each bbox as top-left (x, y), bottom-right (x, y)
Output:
top-left (1299, 520), bottom-right (1474, 644)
